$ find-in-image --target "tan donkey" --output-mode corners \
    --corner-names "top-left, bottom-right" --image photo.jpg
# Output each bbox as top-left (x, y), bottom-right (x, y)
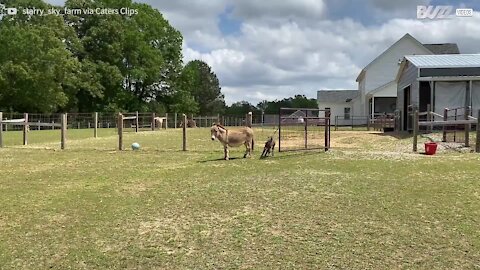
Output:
top-left (210, 124), bottom-right (254, 160)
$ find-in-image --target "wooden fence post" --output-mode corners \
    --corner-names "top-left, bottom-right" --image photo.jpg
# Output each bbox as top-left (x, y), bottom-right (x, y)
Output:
top-left (151, 113), bottom-right (156, 131)
top-left (182, 114), bottom-right (187, 151)
top-left (94, 112), bottom-right (98, 138)
top-left (118, 113), bottom-right (124, 151)
top-left (442, 108), bottom-right (448, 142)
top-left (61, 113), bottom-right (67, 150)
top-left (413, 109), bottom-right (418, 152)
top-left (165, 113), bottom-right (169, 130)
top-left (23, 113), bottom-right (28, 146)
top-left (135, 111), bottom-right (139, 133)
top-left (476, 109), bottom-right (480, 153)
top-left (0, 112), bottom-right (3, 148)
top-left (465, 106), bottom-right (470, 147)
top-left (174, 113), bottom-right (177, 129)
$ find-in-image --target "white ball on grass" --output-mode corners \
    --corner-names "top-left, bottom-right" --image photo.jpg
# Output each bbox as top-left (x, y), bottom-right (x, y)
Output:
top-left (131, 142), bottom-right (141, 150)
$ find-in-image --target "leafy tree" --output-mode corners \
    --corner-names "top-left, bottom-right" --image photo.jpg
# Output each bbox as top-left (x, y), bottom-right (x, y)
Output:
top-left (0, 0), bottom-right (93, 113)
top-left (225, 101), bottom-right (258, 116)
top-left (0, 0), bottom-right (228, 114)
top-left (256, 100), bottom-right (268, 112)
top-left (176, 60), bottom-right (225, 115)
top-left (263, 95), bottom-right (318, 114)
top-left (64, 0), bottom-right (183, 112)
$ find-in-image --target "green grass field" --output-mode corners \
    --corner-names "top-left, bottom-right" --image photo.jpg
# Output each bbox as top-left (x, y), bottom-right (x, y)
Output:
top-left (1, 128), bottom-right (479, 269)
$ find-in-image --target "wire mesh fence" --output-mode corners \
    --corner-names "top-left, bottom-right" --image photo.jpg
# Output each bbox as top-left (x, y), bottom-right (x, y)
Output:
top-left (278, 108), bottom-right (330, 152)
top-left (334, 116), bottom-right (369, 131)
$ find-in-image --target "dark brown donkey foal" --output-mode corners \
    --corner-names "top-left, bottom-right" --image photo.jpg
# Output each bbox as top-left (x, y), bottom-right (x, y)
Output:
top-left (261, 137), bottom-right (276, 158)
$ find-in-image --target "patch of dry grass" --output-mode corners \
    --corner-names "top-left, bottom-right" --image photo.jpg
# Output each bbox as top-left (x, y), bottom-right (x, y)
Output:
top-left (0, 128), bottom-right (479, 269)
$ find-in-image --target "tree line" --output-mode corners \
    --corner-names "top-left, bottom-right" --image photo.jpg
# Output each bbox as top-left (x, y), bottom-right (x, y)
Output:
top-left (0, 0), bottom-right (318, 115)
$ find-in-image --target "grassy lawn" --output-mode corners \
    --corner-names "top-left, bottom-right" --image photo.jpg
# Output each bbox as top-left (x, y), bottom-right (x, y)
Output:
top-left (0, 128), bottom-right (479, 269)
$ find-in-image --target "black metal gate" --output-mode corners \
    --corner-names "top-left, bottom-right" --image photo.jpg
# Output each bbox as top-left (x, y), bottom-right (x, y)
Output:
top-left (278, 108), bottom-right (330, 152)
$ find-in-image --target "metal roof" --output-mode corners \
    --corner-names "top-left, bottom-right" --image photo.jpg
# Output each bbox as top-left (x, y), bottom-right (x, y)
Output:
top-left (423, 43), bottom-right (460, 54)
top-left (405, 54), bottom-right (480, 68)
top-left (317, 90), bottom-right (359, 103)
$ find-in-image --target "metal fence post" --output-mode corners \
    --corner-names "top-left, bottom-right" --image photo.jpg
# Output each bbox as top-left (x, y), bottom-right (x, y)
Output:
top-left (182, 114), bottom-right (187, 151)
top-left (304, 115), bottom-right (308, 149)
top-left (325, 109), bottom-right (331, 151)
top-left (465, 106), bottom-right (471, 147)
top-left (278, 109), bottom-right (281, 152)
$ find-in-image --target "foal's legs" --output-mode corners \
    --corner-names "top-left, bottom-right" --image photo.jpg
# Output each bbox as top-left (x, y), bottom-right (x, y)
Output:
top-left (224, 145), bottom-right (229, 160)
top-left (243, 142), bottom-right (252, 158)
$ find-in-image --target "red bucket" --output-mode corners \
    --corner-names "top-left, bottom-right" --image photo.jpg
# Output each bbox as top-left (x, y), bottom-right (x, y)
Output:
top-left (424, 142), bottom-right (438, 155)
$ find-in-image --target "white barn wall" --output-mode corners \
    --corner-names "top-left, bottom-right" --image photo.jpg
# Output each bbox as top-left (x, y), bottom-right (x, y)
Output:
top-left (365, 37), bottom-right (432, 94)
top-left (318, 100), bottom-right (365, 126)
top-left (373, 83), bottom-right (398, 97)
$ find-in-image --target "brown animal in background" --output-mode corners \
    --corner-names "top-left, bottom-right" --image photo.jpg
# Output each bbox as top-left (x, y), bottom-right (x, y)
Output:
top-left (210, 124), bottom-right (254, 160)
top-left (261, 137), bottom-right (275, 158)
top-left (180, 119), bottom-right (197, 128)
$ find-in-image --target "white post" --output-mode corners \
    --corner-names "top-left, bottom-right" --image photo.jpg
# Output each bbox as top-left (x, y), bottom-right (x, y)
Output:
top-left (23, 113), bottom-right (29, 146)
top-left (94, 112), bottom-right (98, 138)
top-left (61, 114), bottom-right (67, 150)
top-left (371, 97), bottom-right (375, 121)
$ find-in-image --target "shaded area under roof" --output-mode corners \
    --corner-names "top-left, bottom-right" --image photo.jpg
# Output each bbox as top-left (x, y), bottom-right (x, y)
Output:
top-left (317, 90), bottom-right (359, 103)
top-left (405, 54), bottom-right (480, 68)
top-left (423, 43), bottom-right (460, 55)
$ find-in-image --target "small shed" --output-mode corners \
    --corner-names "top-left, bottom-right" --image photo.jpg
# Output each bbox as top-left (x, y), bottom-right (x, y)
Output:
top-left (396, 54), bottom-right (480, 131)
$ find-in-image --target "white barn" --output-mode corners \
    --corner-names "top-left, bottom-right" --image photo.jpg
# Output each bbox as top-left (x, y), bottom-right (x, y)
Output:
top-left (318, 33), bottom-right (460, 120)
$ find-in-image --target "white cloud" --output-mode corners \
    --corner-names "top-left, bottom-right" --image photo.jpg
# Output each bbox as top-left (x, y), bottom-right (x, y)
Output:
top-left (43, 0), bottom-right (480, 106)
top-left (185, 12), bottom-right (480, 105)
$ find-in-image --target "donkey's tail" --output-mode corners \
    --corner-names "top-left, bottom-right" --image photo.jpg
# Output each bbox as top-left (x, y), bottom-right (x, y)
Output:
top-left (252, 138), bottom-right (255, 151)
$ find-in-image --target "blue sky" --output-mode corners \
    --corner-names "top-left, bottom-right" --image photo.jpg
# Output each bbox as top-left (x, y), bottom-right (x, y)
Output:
top-left (42, 0), bottom-right (480, 105)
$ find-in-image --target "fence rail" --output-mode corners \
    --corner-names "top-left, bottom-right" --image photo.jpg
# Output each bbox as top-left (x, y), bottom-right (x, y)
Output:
top-left (410, 107), bottom-right (479, 152)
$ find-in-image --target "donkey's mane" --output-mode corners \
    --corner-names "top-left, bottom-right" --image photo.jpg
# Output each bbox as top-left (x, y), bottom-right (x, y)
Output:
top-left (215, 124), bottom-right (228, 131)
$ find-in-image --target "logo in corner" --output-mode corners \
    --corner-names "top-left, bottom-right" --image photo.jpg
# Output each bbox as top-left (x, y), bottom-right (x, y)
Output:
top-left (0, 4), bottom-right (6, 21)
top-left (0, 4), bottom-right (18, 20)
top-left (417, 5), bottom-right (454, 19)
